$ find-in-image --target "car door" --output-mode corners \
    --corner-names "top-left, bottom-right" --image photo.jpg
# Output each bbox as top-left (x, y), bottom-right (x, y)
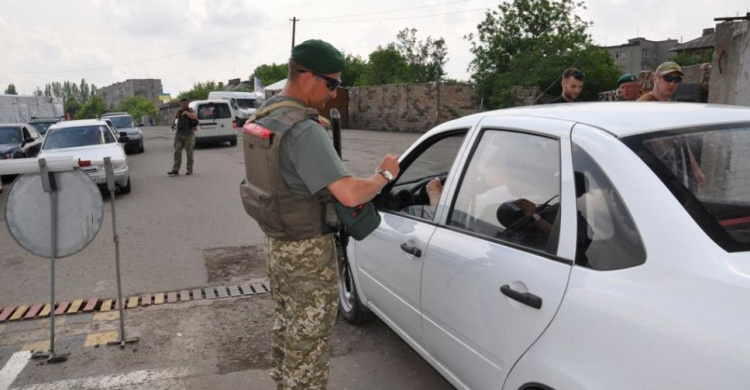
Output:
top-left (355, 129), bottom-right (468, 347)
top-left (420, 117), bottom-right (578, 390)
top-left (22, 125), bottom-right (42, 156)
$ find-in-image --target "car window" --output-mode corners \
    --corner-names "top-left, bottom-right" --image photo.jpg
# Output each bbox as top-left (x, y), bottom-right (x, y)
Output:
top-left (447, 130), bottom-right (561, 254)
top-left (26, 126), bottom-right (40, 139)
top-left (43, 125), bottom-right (108, 149)
top-left (623, 124), bottom-right (750, 252)
top-left (197, 103), bottom-right (232, 120)
top-left (109, 116), bottom-right (137, 128)
top-left (22, 127), bottom-right (31, 140)
top-left (31, 122), bottom-right (54, 135)
top-left (374, 131), bottom-right (466, 221)
top-left (237, 98), bottom-right (259, 109)
top-left (572, 143), bottom-right (646, 270)
top-left (0, 126), bottom-right (22, 143)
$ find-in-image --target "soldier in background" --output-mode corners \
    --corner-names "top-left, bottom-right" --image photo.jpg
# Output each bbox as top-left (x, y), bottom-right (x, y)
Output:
top-left (638, 61), bottom-right (683, 102)
top-left (168, 98), bottom-right (198, 176)
top-left (547, 68), bottom-right (585, 103)
top-left (240, 39), bottom-right (399, 390)
top-left (617, 73), bottom-right (640, 101)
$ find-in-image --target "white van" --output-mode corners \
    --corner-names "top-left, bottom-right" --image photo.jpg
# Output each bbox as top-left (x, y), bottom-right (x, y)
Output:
top-left (206, 91), bottom-right (263, 125)
top-left (188, 100), bottom-right (237, 146)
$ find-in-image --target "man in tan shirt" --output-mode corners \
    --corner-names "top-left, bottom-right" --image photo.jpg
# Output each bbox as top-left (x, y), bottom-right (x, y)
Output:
top-left (638, 61), bottom-right (682, 102)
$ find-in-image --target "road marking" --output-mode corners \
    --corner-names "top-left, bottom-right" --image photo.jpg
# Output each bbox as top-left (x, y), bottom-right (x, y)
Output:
top-left (13, 367), bottom-right (192, 389)
top-left (92, 312), bottom-right (118, 322)
top-left (84, 331), bottom-right (118, 347)
top-left (0, 351), bottom-right (31, 390)
top-left (20, 340), bottom-right (49, 352)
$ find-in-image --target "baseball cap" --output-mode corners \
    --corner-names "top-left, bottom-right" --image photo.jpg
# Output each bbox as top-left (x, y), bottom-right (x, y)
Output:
top-left (654, 61), bottom-right (683, 76)
top-left (291, 39), bottom-right (345, 74)
top-left (617, 74), bottom-right (638, 86)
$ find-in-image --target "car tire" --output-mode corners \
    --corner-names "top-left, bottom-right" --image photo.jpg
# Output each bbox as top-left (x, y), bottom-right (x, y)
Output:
top-left (138, 143), bottom-right (145, 153)
top-left (119, 177), bottom-right (132, 194)
top-left (337, 238), bottom-right (374, 324)
top-left (230, 139), bottom-right (237, 147)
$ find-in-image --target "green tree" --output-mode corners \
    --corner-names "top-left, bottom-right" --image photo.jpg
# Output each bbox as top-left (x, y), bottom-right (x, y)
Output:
top-left (250, 63), bottom-right (288, 87)
top-left (34, 87), bottom-right (44, 96)
top-left (175, 81), bottom-right (221, 101)
top-left (116, 96), bottom-right (158, 122)
top-left (43, 79), bottom-right (95, 104)
top-left (395, 28), bottom-right (448, 83)
top-left (4, 84), bottom-right (18, 95)
top-left (64, 97), bottom-right (81, 118)
top-left (74, 95), bottom-right (107, 119)
top-left (670, 49), bottom-right (714, 67)
top-left (361, 44), bottom-right (410, 86)
top-left (467, 0), bottom-right (619, 108)
top-left (341, 54), bottom-right (368, 87)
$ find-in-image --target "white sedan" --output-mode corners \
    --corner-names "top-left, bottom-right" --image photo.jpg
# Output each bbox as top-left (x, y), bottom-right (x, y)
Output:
top-left (39, 119), bottom-right (131, 194)
top-left (338, 102), bottom-right (750, 390)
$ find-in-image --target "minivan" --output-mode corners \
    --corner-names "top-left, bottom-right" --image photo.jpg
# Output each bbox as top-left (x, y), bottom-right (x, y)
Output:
top-left (189, 100), bottom-right (238, 146)
top-left (206, 91), bottom-right (262, 126)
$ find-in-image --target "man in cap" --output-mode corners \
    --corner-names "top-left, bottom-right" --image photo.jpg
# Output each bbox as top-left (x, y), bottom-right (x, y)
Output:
top-left (617, 73), bottom-right (640, 101)
top-left (638, 61), bottom-right (683, 101)
top-left (240, 39), bottom-right (399, 390)
top-left (548, 67), bottom-right (585, 103)
top-left (168, 98), bottom-right (198, 176)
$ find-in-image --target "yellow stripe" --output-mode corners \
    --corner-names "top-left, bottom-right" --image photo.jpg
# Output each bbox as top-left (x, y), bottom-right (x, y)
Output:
top-left (68, 299), bottom-right (84, 314)
top-left (10, 306), bottom-right (28, 321)
top-left (84, 331), bottom-right (119, 347)
top-left (100, 299), bottom-right (112, 312)
top-left (154, 293), bottom-right (165, 305)
top-left (21, 339), bottom-right (50, 352)
top-left (93, 311), bottom-right (119, 322)
top-left (39, 304), bottom-right (51, 317)
top-left (127, 297), bottom-right (138, 309)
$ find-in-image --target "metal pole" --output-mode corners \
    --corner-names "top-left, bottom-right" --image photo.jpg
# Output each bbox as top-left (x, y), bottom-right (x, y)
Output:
top-left (330, 108), bottom-right (341, 158)
top-left (290, 17), bottom-right (298, 50)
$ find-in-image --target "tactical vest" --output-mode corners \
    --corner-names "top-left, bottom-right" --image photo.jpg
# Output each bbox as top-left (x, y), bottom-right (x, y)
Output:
top-left (239, 100), bottom-right (338, 241)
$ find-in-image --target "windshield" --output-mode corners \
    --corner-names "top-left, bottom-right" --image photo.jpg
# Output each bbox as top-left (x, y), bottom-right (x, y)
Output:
top-left (0, 126), bottom-right (22, 144)
top-left (109, 116), bottom-right (137, 128)
top-left (624, 124), bottom-right (750, 252)
top-left (30, 122), bottom-right (55, 135)
top-left (43, 125), bottom-right (114, 149)
top-left (236, 98), bottom-right (259, 109)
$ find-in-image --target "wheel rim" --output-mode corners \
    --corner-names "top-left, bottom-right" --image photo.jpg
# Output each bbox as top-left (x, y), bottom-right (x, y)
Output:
top-left (338, 259), bottom-right (356, 313)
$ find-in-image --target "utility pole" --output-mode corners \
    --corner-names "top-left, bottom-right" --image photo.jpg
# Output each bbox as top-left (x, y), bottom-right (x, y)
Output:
top-left (290, 17), bottom-right (298, 50)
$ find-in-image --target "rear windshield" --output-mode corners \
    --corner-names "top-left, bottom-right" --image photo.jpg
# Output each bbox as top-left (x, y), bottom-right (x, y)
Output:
top-left (197, 103), bottom-right (232, 120)
top-left (31, 122), bottom-right (55, 135)
top-left (0, 126), bottom-right (22, 143)
top-left (624, 124), bottom-right (750, 252)
top-left (43, 125), bottom-right (115, 149)
top-left (236, 98), bottom-right (259, 109)
top-left (109, 116), bottom-right (137, 128)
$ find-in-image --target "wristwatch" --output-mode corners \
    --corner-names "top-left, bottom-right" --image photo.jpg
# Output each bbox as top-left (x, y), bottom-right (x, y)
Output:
top-left (376, 169), bottom-right (394, 183)
top-left (531, 213), bottom-right (542, 221)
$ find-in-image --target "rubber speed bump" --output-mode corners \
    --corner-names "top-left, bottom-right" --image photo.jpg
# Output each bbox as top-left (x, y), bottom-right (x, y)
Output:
top-left (24, 304), bottom-right (43, 320)
top-left (154, 293), bottom-right (165, 305)
top-left (39, 304), bottom-right (52, 317)
top-left (141, 294), bottom-right (152, 307)
top-left (54, 302), bottom-right (69, 315)
top-left (192, 289), bottom-right (203, 301)
top-left (68, 299), bottom-right (84, 314)
top-left (82, 298), bottom-right (98, 313)
top-left (0, 307), bottom-right (15, 322)
top-left (127, 297), bottom-right (139, 309)
top-left (100, 299), bottom-right (113, 312)
top-left (10, 306), bottom-right (28, 321)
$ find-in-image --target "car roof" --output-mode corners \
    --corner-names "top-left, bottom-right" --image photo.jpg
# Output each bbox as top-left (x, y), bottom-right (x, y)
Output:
top-left (0, 123), bottom-right (30, 127)
top-left (101, 112), bottom-right (130, 117)
top-left (441, 102), bottom-right (750, 138)
top-left (48, 119), bottom-right (108, 130)
top-left (191, 99), bottom-right (232, 105)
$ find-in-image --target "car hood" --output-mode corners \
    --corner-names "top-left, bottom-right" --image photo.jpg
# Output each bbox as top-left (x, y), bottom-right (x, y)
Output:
top-left (116, 126), bottom-right (140, 135)
top-left (39, 143), bottom-right (127, 162)
top-left (0, 144), bottom-right (21, 154)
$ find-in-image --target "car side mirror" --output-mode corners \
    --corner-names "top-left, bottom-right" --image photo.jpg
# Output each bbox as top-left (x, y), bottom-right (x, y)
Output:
top-left (23, 137), bottom-right (35, 144)
top-left (118, 131), bottom-right (129, 143)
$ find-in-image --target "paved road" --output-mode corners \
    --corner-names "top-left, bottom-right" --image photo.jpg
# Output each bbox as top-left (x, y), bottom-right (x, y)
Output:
top-left (0, 126), bottom-right (454, 389)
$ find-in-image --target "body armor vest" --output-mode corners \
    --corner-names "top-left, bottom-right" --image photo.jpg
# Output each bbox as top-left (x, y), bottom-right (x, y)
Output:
top-left (239, 100), bottom-right (337, 241)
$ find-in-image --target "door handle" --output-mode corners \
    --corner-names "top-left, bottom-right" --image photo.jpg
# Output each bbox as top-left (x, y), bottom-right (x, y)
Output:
top-left (400, 243), bottom-right (422, 257)
top-left (500, 285), bottom-right (542, 309)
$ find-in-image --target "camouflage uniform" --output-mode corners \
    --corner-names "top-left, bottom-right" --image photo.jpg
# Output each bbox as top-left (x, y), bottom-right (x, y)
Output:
top-left (265, 234), bottom-right (339, 390)
top-left (172, 133), bottom-right (195, 174)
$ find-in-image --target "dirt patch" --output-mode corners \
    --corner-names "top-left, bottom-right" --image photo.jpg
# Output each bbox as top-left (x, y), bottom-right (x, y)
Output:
top-left (204, 245), bottom-right (267, 284)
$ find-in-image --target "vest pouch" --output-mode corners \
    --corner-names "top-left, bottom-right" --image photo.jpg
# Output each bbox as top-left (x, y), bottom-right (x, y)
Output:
top-left (335, 201), bottom-right (381, 241)
top-left (240, 178), bottom-right (284, 233)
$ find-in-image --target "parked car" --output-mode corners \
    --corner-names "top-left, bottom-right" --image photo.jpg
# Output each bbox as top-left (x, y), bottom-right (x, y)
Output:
top-left (0, 123), bottom-right (43, 160)
top-left (39, 119), bottom-right (131, 194)
top-left (28, 116), bottom-right (64, 136)
top-left (101, 112), bottom-right (144, 153)
top-left (207, 91), bottom-right (262, 126)
top-left (337, 102), bottom-right (750, 390)
top-left (189, 99), bottom-right (237, 146)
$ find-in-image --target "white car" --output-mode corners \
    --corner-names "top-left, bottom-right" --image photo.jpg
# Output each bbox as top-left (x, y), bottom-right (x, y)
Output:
top-left (39, 119), bottom-right (131, 194)
top-left (338, 102), bottom-right (750, 390)
top-left (189, 99), bottom-right (238, 146)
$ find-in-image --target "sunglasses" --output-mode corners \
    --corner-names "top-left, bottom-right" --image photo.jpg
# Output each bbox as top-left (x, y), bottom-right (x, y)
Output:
top-left (298, 69), bottom-right (342, 91)
top-left (662, 74), bottom-right (683, 83)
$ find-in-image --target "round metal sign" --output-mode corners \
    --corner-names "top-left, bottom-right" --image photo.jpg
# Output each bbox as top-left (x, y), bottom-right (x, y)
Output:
top-left (5, 170), bottom-right (104, 258)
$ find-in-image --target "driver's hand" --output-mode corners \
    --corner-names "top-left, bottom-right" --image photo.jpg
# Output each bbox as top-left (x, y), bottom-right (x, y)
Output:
top-left (514, 198), bottom-right (537, 216)
top-left (426, 178), bottom-right (442, 207)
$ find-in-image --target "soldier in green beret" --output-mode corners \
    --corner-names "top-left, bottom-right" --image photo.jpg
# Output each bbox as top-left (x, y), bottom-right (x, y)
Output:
top-left (617, 73), bottom-right (640, 101)
top-left (240, 39), bottom-right (400, 390)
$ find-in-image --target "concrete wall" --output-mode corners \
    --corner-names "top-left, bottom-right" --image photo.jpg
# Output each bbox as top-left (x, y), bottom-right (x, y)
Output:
top-left (158, 102), bottom-right (181, 126)
top-left (348, 82), bottom-right (478, 132)
top-left (96, 79), bottom-right (163, 110)
top-left (708, 21), bottom-right (750, 106)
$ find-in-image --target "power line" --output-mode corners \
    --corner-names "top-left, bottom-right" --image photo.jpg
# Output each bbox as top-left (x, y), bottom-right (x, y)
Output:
top-left (0, 22), bottom-right (288, 75)
top-left (306, 0), bottom-right (479, 21)
top-left (306, 7), bottom-right (489, 24)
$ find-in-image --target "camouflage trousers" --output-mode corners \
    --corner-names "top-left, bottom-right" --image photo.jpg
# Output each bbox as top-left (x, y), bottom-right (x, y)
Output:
top-left (172, 133), bottom-right (195, 173)
top-left (265, 234), bottom-right (339, 390)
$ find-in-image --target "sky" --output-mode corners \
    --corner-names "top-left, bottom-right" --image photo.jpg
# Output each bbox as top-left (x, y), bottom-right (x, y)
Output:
top-left (1, 0), bottom-right (748, 97)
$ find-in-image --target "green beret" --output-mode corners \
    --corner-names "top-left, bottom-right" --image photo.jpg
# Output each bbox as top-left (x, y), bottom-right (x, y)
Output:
top-left (291, 39), bottom-right (345, 74)
top-left (617, 74), bottom-right (638, 86)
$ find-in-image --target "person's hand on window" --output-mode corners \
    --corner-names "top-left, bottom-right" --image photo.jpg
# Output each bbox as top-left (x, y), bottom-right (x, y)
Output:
top-left (426, 178), bottom-right (443, 208)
